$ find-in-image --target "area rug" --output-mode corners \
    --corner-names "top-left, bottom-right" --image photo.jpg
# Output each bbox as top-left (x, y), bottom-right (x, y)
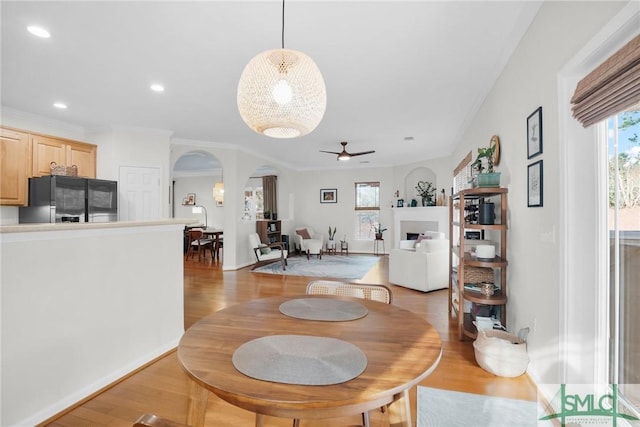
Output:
top-left (417, 386), bottom-right (548, 427)
top-left (252, 255), bottom-right (380, 280)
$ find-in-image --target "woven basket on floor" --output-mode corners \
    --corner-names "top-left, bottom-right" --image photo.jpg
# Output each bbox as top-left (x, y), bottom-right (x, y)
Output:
top-left (464, 266), bottom-right (494, 284)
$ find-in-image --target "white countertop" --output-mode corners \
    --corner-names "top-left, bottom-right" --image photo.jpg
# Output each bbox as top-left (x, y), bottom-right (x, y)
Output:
top-left (0, 218), bottom-right (196, 233)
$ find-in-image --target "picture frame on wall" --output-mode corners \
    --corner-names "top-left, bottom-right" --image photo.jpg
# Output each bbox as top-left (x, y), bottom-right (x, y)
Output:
top-left (320, 188), bottom-right (337, 203)
top-left (527, 106), bottom-right (543, 159)
top-left (527, 160), bottom-right (543, 207)
top-left (186, 193), bottom-right (196, 205)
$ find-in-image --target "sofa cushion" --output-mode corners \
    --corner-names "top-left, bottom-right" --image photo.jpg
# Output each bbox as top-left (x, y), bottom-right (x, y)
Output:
top-left (416, 239), bottom-right (449, 253)
top-left (296, 228), bottom-right (312, 239)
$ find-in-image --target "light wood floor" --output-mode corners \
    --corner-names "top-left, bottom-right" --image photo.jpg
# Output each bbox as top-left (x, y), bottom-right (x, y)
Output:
top-left (43, 254), bottom-right (537, 427)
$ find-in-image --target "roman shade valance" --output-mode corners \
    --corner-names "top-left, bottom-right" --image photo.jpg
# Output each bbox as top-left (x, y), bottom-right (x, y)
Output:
top-left (571, 33), bottom-right (640, 127)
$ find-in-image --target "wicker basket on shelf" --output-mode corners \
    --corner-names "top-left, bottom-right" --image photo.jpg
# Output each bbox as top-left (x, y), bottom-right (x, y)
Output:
top-left (464, 266), bottom-right (494, 284)
top-left (50, 162), bottom-right (78, 177)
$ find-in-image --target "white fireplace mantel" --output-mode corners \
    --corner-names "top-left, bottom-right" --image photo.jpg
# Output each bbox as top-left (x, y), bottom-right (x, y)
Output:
top-left (392, 206), bottom-right (449, 248)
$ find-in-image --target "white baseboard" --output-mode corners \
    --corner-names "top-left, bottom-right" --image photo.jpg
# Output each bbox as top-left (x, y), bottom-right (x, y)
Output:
top-left (20, 337), bottom-right (180, 427)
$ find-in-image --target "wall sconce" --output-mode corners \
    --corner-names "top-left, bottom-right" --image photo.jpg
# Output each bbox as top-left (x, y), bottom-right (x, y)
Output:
top-left (192, 205), bottom-right (208, 228)
top-left (213, 182), bottom-right (224, 203)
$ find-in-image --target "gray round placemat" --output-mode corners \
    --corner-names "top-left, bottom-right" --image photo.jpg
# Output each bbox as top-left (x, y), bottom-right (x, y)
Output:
top-left (232, 335), bottom-right (368, 385)
top-left (279, 298), bottom-right (368, 321)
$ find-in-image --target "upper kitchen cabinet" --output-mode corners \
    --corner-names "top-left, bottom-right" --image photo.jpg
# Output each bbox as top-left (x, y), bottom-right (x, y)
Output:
top-left (0, 127), bottom-right (30, 206)
top-left (32, 134), bottom-right (96, 178)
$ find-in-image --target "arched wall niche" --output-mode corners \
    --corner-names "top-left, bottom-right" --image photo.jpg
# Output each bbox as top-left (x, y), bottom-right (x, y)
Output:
top-left (403, 167), bottom-right (437, 203)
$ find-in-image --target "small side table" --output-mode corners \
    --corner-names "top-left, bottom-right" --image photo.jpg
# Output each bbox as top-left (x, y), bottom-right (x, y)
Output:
top-left (373, 238), bottom-right (385, 255)
top-left (340, 241), bottom-right (349, 256)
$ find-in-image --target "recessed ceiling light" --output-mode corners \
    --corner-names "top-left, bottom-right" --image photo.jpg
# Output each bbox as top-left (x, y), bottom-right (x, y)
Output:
top-left (150, 83), bottom-right (165, 92)
top-left (53, 102), bottom-right (67, 109)
top-left (27, 25), bottom-right (50, 38)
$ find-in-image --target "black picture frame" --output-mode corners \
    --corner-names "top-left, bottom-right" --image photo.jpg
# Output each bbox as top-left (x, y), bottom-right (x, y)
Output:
top-left (527, 106), bottom-right (543, 159)
top-left (320, 188), bottom-right (337, 203)
top-left (527, 160), bottom-right (543, 207)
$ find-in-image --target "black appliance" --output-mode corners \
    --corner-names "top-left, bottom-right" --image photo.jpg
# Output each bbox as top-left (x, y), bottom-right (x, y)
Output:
top-left (19, 176), bottom-right (118, 224)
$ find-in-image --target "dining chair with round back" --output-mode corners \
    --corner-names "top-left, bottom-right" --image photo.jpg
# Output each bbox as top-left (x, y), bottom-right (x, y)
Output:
top-left (305, 280), bottom-right (393, 304)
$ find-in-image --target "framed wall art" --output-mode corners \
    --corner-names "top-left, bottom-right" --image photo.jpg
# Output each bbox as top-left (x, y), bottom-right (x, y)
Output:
top-left (527, 160), bottom-right (543, 207)
top-left (186, 193), bottom-right (196, 205)
top-left (527, 106), bottom-right (543, 159)
top-left (320, 188), bottom-right (337, 203)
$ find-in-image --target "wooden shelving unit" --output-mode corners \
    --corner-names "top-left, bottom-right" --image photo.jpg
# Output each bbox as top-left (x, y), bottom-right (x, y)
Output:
top-left (256, 220), bottom-right (282, 244)
top-left (449, 187), bottom-right (508, 340)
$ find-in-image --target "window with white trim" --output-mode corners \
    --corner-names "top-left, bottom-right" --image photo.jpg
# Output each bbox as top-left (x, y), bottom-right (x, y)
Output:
top-left (354, 182), bottom-right (380, 240)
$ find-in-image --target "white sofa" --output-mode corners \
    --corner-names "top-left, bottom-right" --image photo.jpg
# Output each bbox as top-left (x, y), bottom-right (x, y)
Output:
top-left (389, 231), bottom-right (449, 292)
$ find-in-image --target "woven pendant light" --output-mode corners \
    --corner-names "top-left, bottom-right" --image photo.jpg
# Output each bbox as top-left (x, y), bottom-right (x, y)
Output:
top-left (237, 1), bottom-right (326, 139)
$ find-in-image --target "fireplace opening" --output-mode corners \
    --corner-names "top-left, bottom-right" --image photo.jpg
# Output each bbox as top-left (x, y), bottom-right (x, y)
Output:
top-left (407, 233), bottom-right (420, 240)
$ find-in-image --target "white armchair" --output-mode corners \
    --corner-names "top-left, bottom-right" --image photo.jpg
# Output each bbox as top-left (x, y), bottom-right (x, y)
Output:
top-left (248, 232), bottom-right (288, 270)
top-left (293, 227), bottom-right (324, 258)
top-left (389, 233), bottom-right (449, 292)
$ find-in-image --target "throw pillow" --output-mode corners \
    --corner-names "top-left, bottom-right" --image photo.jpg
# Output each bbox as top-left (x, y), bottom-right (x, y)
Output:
top-left (416, 234), bottom-right (432, 243)
top-left (296, 228), bottom-right (312, 239)
top-left (259, 243), bottom-right (271, 255)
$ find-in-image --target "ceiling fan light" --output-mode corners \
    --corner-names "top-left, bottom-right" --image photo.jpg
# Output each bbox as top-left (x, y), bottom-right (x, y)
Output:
top-left (237, 48), bottom-right (326, 139)
top-left (338, 153), bottom-right (350, 161)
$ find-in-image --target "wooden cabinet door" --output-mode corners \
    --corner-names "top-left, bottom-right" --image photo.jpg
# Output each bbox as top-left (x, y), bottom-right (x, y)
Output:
top-left (32, 134), bottom-right (66, 177)
top-left (0, 128), bottom-right (30, 205)
top-left (66, 142), bottom-right (96, 178)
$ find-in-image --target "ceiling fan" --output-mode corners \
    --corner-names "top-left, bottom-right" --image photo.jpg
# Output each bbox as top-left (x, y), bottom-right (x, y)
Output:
top-left (320, 141), bottom-right (376, 161)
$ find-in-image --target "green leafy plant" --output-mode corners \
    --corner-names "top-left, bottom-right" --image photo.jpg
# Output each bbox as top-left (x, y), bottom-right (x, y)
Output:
top-left (472, 145), bottom-right (497, 174)
top-left (415, 180), bottom-right (436, 202)
top-left (328, 226), bottom-right (337, 240)
top-left (371, 222), bottom-right (387, 234)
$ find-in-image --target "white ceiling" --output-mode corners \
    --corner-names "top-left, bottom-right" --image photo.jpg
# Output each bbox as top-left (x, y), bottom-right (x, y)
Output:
top-left (1, 1), bottom-right (541, 171)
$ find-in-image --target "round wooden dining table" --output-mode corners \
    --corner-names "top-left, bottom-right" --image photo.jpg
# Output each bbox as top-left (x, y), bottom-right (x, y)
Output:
top-left (178, 295), bottom-right (442, 427)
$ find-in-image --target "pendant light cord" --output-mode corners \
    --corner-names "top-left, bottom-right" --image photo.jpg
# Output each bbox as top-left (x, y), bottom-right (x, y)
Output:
top-left (281, 0), bottom-right (285, 49)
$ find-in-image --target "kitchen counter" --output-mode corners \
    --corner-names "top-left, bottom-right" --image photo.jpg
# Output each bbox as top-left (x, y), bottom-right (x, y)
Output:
top-left (0, 218), bottom-right (195, 234)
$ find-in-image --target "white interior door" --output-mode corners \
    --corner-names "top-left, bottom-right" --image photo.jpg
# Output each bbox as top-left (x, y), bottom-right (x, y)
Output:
top-left (119, 166), bottom-right (161, 221)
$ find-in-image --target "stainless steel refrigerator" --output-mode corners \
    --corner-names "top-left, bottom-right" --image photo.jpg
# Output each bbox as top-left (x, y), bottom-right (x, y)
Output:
top-left (19, 176), bottom-right (118, 223)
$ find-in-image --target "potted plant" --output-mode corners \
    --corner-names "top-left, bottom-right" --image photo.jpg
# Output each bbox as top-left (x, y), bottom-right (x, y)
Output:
top-left (327, 226), bottom-right (337, 250)
top-left (472, 145), bottom-right (501, 187)
top-left (415, 180), bottom-right (436, 206)
top-left (372, 222), bottom-right (387, 240)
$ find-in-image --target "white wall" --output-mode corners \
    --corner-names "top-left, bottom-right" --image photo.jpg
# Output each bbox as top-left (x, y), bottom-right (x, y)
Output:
top-left (1, 222), bottom-right (185, 426)
top-left (291, 167), bottom-right (396, 254)
top-left (87, 126), bottom-right (173, 218)
top-left (448, 0), bottom-right (627, 384)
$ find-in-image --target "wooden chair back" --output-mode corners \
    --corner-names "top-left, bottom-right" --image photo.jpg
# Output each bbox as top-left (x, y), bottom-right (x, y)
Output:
top-left (306, 280), bottom-right (393, 304)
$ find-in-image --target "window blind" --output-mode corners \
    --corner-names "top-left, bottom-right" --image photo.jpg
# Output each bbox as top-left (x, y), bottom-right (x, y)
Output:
top-left (571, 33), bottom-right (640, 127)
